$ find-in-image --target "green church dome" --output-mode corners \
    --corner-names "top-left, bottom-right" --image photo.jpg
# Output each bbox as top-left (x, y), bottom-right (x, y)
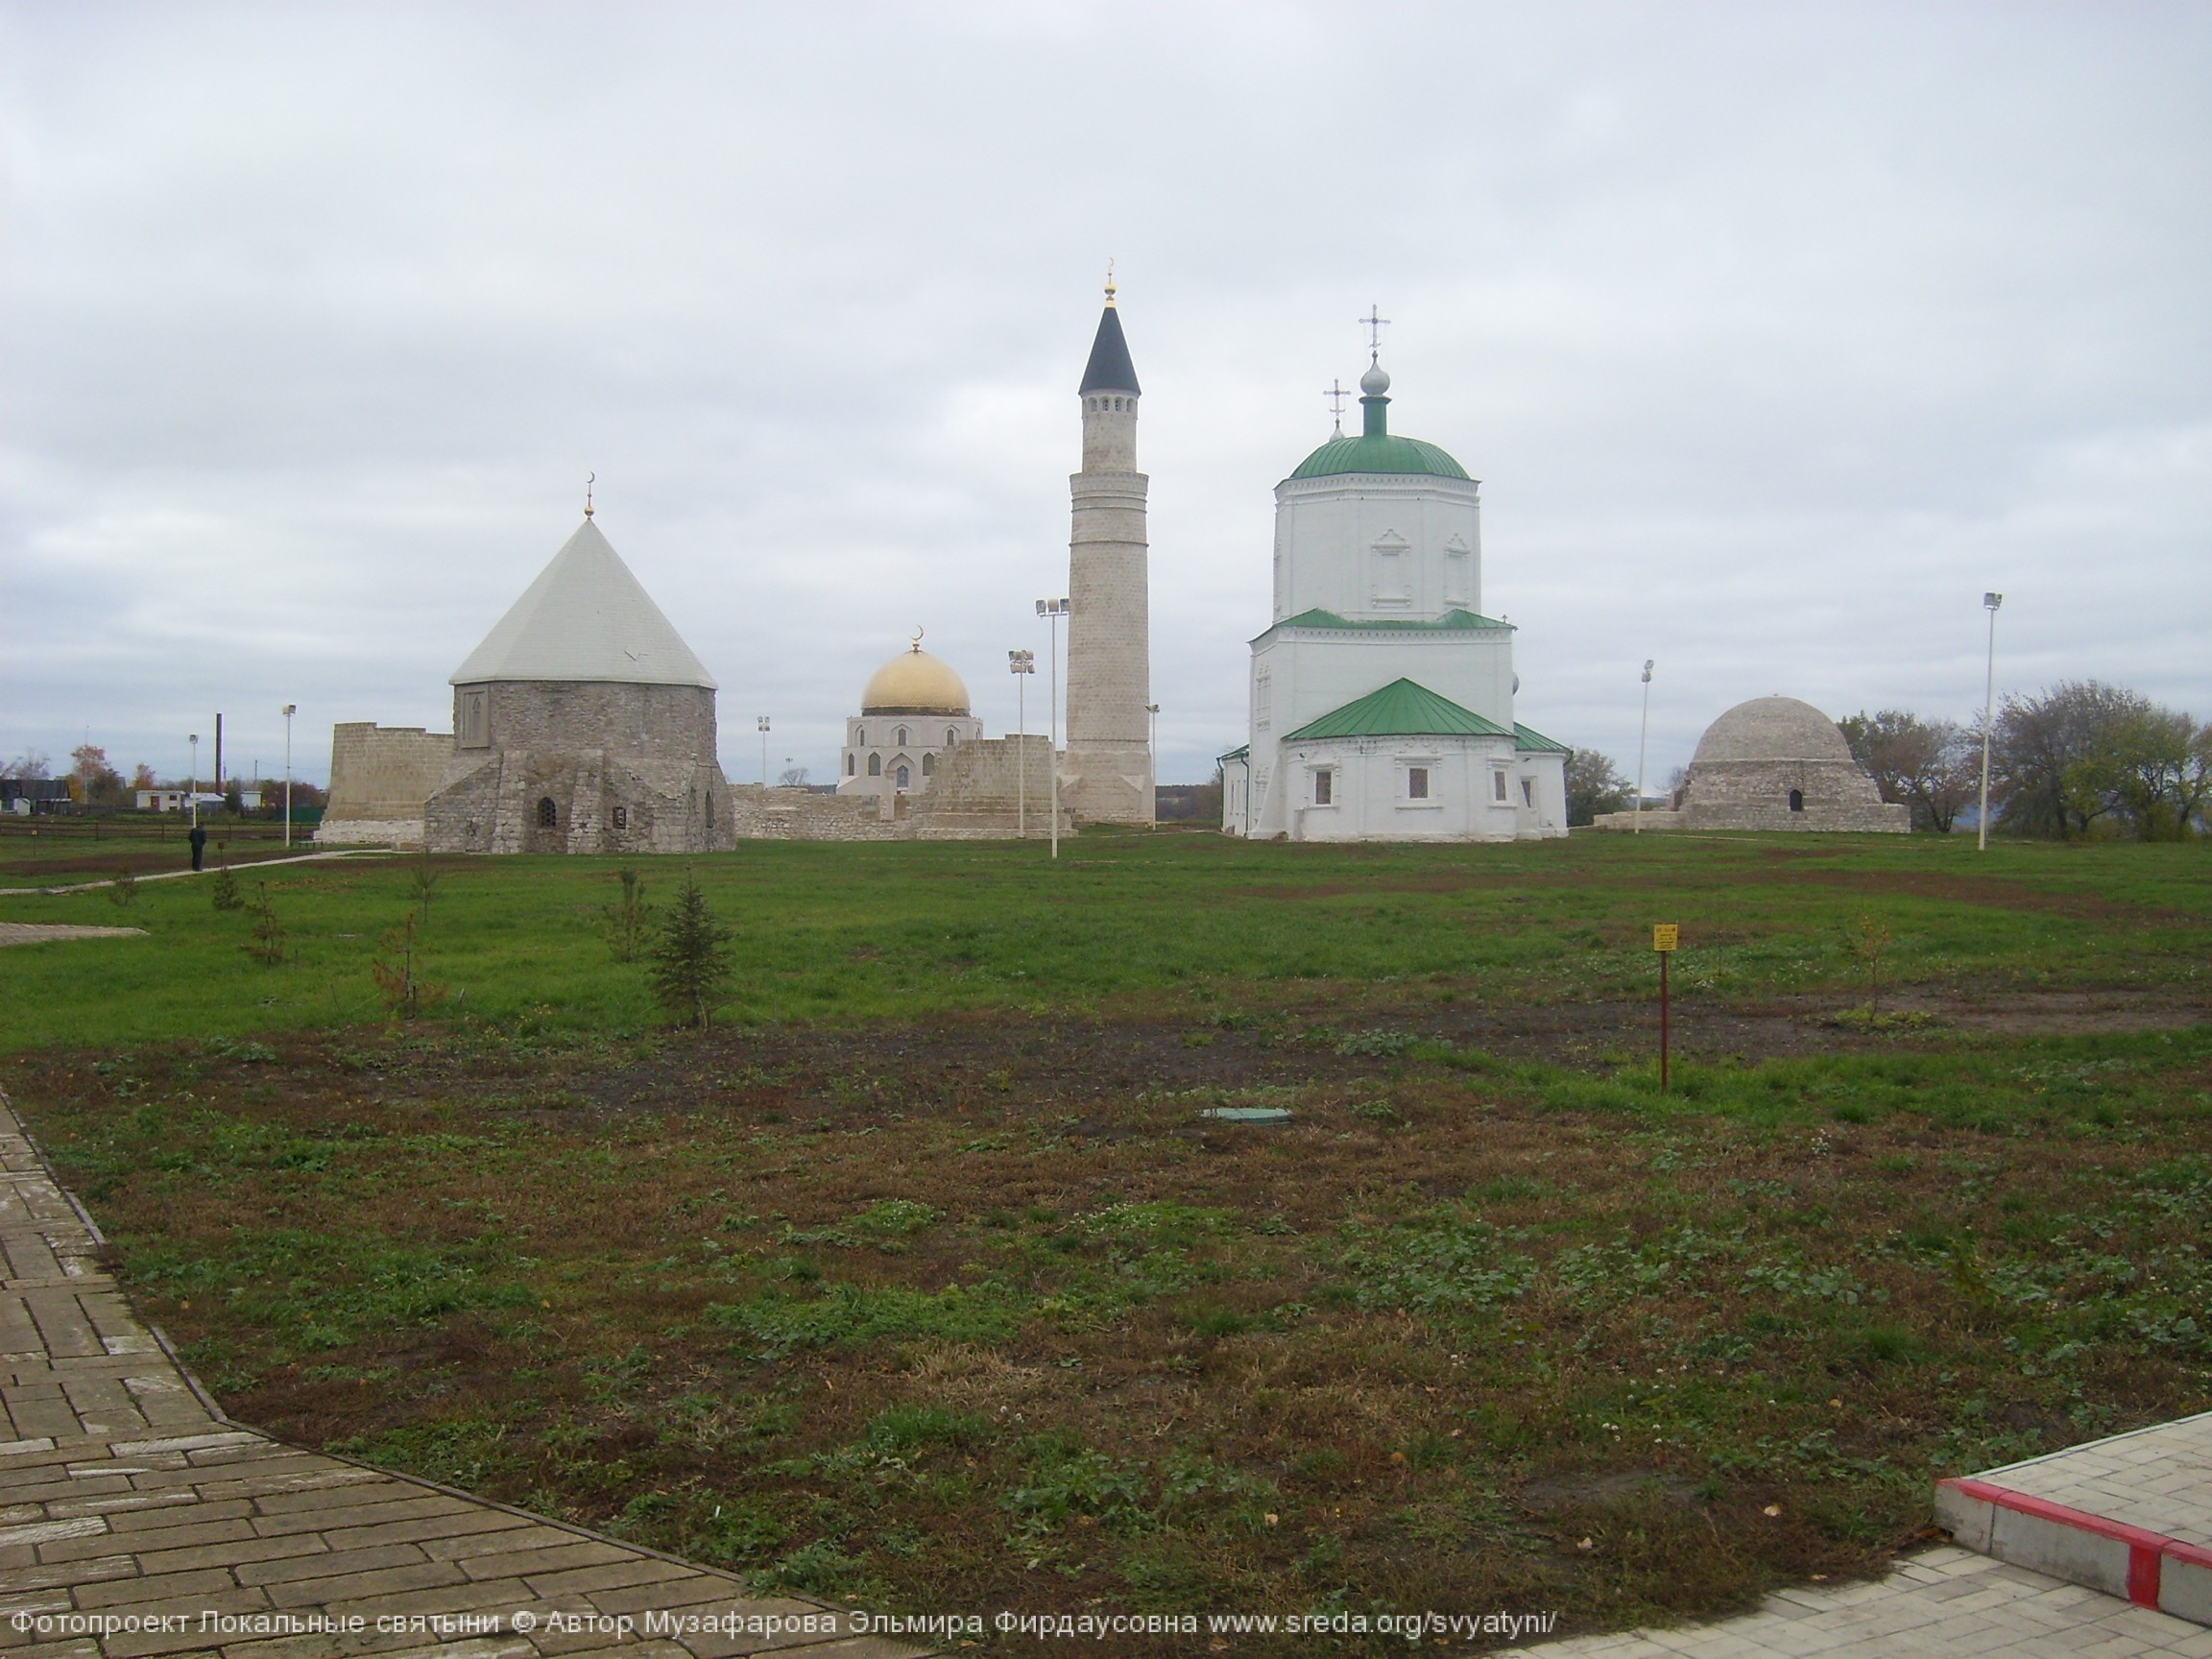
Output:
top-left (1288, 432), bottom-right (1469, 481)
top-left (1286, 363), bottom-right (1470, 480)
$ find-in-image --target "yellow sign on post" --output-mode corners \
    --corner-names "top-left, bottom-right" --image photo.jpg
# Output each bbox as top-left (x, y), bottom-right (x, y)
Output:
top-left (1652, 924), bottom-right (1679, 952)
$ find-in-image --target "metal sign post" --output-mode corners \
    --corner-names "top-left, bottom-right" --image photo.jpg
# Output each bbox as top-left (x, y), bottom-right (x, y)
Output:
top-left (1652, 924), bottom-right (1679, 1092)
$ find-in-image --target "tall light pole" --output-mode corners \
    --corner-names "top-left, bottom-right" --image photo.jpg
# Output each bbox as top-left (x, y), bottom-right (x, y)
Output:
top-left (1633, 660), bottom-right (1654, 834)
top-left (757, 715), bottom-right (771, 788)
top-left (1145, 703), bottom-right (1160, 818)
top-left (188, 733), bottom-right (200, 828)
top-left (1036, 598), bottom-right (1068, 859)
top-left (1979, 592), bottom-right (2003, 852)
top-left (281, 705), bottom-right (297, 849)
top-left (1009, 650), bottom-right (1034, 839)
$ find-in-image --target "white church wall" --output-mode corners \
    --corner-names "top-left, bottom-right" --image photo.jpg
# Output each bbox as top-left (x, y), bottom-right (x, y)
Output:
top-left (1512, 752), bottom-right (1570, 839)
top-left (1252, 630), bottom-right (1519, 745)
top-left (1277, 735), bottom-right (1522, 843)
top-left (1273, 475), bottom-right (1482, 624)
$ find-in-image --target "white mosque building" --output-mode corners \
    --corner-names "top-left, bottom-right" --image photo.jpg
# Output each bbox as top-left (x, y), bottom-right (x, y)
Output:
top-left (1220, 349), bottom-right (1568, 841)
top-left (836, 637), bottom-right (983, 801)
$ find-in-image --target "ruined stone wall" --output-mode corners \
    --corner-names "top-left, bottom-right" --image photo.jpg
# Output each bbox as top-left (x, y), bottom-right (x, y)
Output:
top-left (423, 751), bottom-right (734, 854)
top-left (318, 723), bottom-right (452, 847)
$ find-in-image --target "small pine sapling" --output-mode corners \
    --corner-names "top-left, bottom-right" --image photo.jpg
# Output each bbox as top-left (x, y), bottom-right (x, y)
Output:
top-left (209, 863), bottom-right (244, 912)
top-left (648, 871), bottom-right (733, 1030)
top-left (602, 867), bottom-right (654, 962)
top-left (369, 913), bottom-right (445, 1017)
top-left (242, 883), bottom-right (288, 966)
top-left (410, 852), bottom-right (441, 926)
top-left (107, 870), bottom-right (138, 908)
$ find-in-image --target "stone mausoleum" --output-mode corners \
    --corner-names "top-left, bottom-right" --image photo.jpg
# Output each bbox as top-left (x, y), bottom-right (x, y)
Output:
top-left (1599, 695), bottom-right (1907, 833)
top-left (421, 513), bottom-right (735, 854)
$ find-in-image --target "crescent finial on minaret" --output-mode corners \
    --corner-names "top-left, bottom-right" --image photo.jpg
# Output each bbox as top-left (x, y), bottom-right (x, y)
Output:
top-left (911, 625), bottom-right (925, 652)
top-left (584, 471), bottom-right (595, 517)
top-left (1104, 258), bottom-right (1117, 308)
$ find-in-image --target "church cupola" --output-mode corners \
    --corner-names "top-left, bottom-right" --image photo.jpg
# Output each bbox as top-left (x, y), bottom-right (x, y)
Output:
top-left (1078, 271), bottom-right (1141, 473)
top-left (1358, 360), bottom-right (1391, 437)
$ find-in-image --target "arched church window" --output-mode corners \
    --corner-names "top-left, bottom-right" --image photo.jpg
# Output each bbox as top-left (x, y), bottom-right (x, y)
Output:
top-left (846, 755), bottom-right (856, 776)
top-left (896, 727), bottom-right (908, 746)
top-left (536, 797), bottom-right (557, 828)
top-left (946, 729), bottom-right (957, 746)
top-left (1789, 789), bottom-right (1804, 813)
top-left (896, 765), bottom-right (910, 789)
top-left (868, 755), bottom-right (881, 777)
top-left (856, 727), bottom-right (865, 745)
top-left (922, 753), bottom-right (935, 776)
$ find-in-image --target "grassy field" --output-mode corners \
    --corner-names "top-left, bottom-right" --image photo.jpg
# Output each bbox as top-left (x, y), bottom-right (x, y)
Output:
top-left (3, 830), bottom-right (2209, 1653)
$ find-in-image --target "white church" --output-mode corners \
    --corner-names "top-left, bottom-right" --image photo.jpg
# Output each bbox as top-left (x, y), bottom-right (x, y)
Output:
top-left (1220, 349), bottom-right (1569, 841)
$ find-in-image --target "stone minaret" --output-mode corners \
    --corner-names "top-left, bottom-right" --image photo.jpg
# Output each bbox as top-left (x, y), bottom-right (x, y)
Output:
top-left (1064, 278), bottom-right (1154, 826)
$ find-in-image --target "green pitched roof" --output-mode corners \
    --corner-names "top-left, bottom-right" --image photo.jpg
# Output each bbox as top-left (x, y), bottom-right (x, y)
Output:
top-left (1514, 722), bottom-right (1569, 754)
top-left (1282, 679), bottom-right (1512, 742)
top-left (1267, 607), bottom-right (1510, 637)
top-left (1288, 433), bottom-right (1469, 481)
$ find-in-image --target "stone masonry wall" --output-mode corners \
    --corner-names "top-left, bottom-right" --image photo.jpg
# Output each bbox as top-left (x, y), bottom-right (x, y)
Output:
top-left (905, 735), bottom-right (1072, 838)
top-left (318, 723), bottom-right (452, 847)
top-left (457, 681), bottom-right (717, 765)
top-left (1681, 759), bottom-right (1909, 832)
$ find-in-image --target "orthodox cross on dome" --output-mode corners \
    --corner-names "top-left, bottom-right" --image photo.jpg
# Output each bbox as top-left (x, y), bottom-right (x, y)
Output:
top-left (1323, 379), bottom-right (1353, 437)
top-left (584, 471), bottom-right (595, 517)
top-left (1359, 304), bottom-right (1391, 363)
top-left (1103, 258), bottom-right (1117, 308)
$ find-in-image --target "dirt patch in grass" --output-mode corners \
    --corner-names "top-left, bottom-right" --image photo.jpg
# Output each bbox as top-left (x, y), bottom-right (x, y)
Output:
top-left (10, 998), bottom-right (2212, 1655)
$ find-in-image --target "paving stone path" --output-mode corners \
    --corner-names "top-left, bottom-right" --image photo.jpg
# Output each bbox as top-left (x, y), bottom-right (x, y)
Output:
top-left (1525, 1542), bottom-right (2212, 1656)
top-left (0, 1088), bottom-right (927, 1659)
top-left (0, 927), bottom-right (148, 950)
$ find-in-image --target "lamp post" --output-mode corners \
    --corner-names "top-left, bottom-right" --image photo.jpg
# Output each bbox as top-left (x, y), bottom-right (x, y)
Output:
top-left (1009, 649), bottom-right (1034, 838)
top-left (1145, 703), bottom-right (1160, 818)
top-left (188, 733), bottom-right (199, 828)
top-left (757, 716), bottom-right (771, 789)
top-left (1633, 660), bottom-right (1654, 834)
top-left (281, 704), bottom-right (297, 849)
top-left (1036, 598), bottom-right (1068, 859)
top-left (1978, 592), bottom-right (2003, 852)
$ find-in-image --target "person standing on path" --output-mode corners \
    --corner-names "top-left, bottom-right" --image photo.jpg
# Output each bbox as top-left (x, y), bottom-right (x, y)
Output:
top-left (187, 823), bottom-right (206, 871)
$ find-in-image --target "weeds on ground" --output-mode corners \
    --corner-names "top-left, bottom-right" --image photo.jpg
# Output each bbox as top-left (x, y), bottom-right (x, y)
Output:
top-left (369, 914), bottom-right (444, 1017)
top-left (602, 867), bottom-right (653, 962)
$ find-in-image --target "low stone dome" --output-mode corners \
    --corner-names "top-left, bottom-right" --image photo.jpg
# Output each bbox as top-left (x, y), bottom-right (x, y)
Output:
top-left (1692, 697), bottom-right (1854, 765)
top-left (861, 644), bottom-right (970, 715)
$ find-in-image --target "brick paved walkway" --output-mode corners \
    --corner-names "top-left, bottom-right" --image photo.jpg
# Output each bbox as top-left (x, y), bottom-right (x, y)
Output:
top-left (0, 1088), bottom-right (927, 1659)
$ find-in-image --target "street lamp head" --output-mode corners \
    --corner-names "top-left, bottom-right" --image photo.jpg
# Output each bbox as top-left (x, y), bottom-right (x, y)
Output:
top-left (1641, 660), bottom-right (1654, 683)
top-left (281, 704), bottom-right (297, 717)
top-left (1009, 650), bottom-right (1034, 672)
top-left (1036, 597), bottom-right (1069, 617)
top-left (757, 716), bottom-right (770, 732)
top-left (1984, 592), bottom-right (2003, 612)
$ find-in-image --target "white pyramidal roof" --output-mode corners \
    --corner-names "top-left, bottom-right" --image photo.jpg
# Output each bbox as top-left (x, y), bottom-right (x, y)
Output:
top-left (450, 517), bottom-right (716, 688)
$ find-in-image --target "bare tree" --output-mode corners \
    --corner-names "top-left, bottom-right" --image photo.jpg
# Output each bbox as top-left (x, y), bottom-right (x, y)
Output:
top-left (2, 751), bottom-right (52, 781)
top-left (1839, 709), bottom-right (1977, 832)
top-left (1563, 749), bottom-right (1632, 826)
top-left (777, 765), bottom-right (810, 787)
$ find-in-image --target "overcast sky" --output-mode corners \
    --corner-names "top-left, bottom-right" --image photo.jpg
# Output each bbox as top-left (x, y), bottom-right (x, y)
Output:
top-left (5, 1), bottom-right (2207, 789)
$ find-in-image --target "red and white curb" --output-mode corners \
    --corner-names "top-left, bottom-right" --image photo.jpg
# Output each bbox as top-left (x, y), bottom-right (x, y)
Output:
top-left (1936, 1476), bottom-right (2212, 1626)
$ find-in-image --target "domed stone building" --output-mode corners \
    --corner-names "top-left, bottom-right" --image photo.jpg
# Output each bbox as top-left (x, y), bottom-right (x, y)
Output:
top-left (1602, 696), bottom-right (1906, 832)
top-left (837, 638), bottom-right (983, 801)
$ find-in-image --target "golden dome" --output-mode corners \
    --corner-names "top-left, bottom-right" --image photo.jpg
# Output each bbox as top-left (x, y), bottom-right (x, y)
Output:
top-left (861, 643), bottom-right (971, 715)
